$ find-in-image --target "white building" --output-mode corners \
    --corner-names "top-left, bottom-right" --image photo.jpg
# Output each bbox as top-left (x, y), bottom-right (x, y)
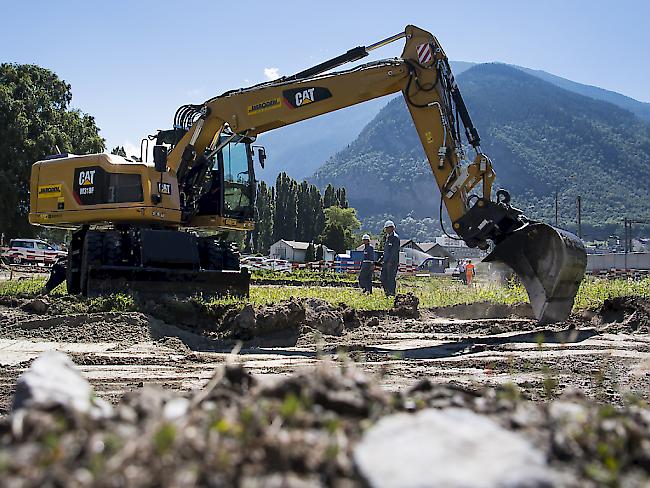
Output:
top-left (269, 240), bottom-right (335, 263)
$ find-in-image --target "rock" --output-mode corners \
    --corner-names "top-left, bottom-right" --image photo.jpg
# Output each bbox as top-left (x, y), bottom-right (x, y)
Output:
top-left (12, 351), bottom-right (111, 418)
top-left (354, 408), bottom-right (556, 488)
top-left (366, 316), bottom-right (380, 327)
top-left (390, 293), bottom-right (419, 318)
top-left (20, 298), bottom-right (49, 314)
top-left (304, 298), bottom-right (344, 336)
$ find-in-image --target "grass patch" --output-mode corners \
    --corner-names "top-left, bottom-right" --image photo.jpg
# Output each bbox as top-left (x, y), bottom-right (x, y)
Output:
top-left (1, 275), bottom-right (648, 313)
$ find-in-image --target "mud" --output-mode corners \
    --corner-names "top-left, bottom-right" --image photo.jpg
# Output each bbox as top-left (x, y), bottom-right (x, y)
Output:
top-left (4, 360), bottom-right (650, 486)
top-left (1, 294), bottom-right (649, 420)
top-left (592, 296), bottom-right (650, 333)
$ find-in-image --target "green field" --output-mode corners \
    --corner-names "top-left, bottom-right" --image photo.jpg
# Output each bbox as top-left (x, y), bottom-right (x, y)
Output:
top-left (1, 274), bottom-right (648, 313)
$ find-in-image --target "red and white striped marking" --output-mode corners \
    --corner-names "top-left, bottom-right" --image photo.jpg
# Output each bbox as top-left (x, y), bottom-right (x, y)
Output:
top-left (416, 43), bottom-right (433, 65)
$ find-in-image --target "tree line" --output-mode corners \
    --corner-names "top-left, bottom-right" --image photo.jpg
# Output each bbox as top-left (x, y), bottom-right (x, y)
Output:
top-left (252, 173), bottom-right (361, 256)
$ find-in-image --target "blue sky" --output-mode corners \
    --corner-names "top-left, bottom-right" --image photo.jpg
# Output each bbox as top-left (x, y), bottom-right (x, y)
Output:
top-left (2, 0), bottom-right (648, 153)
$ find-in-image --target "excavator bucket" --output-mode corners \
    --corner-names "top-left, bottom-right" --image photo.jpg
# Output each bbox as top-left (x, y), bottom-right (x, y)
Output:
top-left (484, 223), bottom-right (586, 323)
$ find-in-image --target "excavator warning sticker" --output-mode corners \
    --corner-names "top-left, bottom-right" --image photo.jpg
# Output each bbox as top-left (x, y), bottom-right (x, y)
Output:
top-left (416, 43), bottom-right (433, 65)
top-left (37, 184), bottom-right (62, 198)
top-left (248, 97), bottom-right (282, 115)
top-left (282, 87), bottom-right (332, 109)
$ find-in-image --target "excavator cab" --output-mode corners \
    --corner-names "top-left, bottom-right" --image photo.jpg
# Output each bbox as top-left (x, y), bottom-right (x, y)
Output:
top-left (196, 134), bottom-right (256, 221)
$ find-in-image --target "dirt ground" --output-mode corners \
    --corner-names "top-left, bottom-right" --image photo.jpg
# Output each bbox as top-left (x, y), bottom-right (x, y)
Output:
top-left (1, 292), bottom-right (649, 416)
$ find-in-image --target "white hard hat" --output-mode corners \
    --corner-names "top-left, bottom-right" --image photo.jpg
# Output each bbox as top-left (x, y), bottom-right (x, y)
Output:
top-left (384, 220), bottom-right (395, 228)
top-left (362, 234), bottom-right (371, 240)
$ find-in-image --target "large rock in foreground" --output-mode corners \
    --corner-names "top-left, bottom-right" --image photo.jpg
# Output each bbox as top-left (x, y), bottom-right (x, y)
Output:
top-left (354, 408), bottom-right (555, 487)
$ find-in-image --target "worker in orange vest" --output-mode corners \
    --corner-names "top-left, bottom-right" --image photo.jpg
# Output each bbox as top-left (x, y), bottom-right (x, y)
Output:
top-left (465, 260), bottom-right (476, 286)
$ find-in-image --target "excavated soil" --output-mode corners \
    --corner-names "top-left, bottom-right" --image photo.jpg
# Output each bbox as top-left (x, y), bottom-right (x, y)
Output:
top-left (1, 294), bottom-right (650, 417)
top-left (3, 361), bottom-right (650, 486)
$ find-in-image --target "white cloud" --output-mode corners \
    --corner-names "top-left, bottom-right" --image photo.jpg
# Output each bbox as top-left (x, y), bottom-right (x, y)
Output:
top-left (186, 87), bottom-right (203, 98)
top-left (263, 67), bottom-right (280, 80)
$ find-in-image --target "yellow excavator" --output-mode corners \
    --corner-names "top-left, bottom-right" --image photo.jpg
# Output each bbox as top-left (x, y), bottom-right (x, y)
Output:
top-left (29, 25), bottom-right (586, 323)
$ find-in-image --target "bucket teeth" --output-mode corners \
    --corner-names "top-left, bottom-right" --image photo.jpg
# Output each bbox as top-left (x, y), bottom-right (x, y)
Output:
top-left (484, 223), bottom-right (586, 323)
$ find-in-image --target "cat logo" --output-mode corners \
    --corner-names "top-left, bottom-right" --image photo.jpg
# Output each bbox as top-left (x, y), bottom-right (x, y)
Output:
top-left (158, 182), bottom-right (172, 195)
top-left (78, 170), bottom-right (96, 186)
top-left (294, 88), bottom-right (316, 107)
top-left (283, 87), bottom-right (332, 109)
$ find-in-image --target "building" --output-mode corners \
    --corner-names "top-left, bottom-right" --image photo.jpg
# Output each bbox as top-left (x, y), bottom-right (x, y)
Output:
top-left (399, 239), bottom-right (424, 252)
top-left (269, 240), bottom-right (335, 263)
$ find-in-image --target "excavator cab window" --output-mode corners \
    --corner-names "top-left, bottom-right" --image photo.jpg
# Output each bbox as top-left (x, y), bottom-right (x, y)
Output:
top-left (215, 135), bottom-right (255, 220)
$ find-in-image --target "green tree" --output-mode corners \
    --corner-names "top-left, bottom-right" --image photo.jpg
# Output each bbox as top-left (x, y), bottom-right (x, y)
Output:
top-left (323, 183), bottom-right (337, 208)
top-left (324, 206), bottom-right (361, 232)
top-left (296, 181), bottom-right (325, 242)
top-left (315, 243), bottom-right (324, 261)
top-left (110, 146), bottom-right (127, 157)
top-left (273, 172), bottom-right (297, 241)
top-left (336, 187), bottom-right (348, 208)
top-left (0, 64), bottom-right (105, 238)
top-left (253, 181), bottom-right (274, 254)
top-left (321, 222), bottom-right (346, 254)
top-left (305, 242), bottom-right (315, 262)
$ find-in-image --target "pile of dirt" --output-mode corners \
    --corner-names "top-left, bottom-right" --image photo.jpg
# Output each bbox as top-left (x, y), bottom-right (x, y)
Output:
top-left (0, 302), bottom-right (214, 351)
top-left (592, 296), bottom-right (650, 333)
top-left (3, 354), bottom-right (650, 486)
top-left (221, 298), bottom-right (358, 342)
top-left (390, 292), bottom-right (419, 318)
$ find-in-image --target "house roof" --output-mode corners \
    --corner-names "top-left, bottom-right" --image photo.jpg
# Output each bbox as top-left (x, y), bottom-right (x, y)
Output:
top-left (422, 243), bottom-right (452, 257)
top-left (276, 240), bottom-right (334, 252)
top-left (281, 240), bottom-right (311, 250)
top-left (417, 242), bottom-right (437, 253)
top-left (399, 239), bottom-right (424, 251)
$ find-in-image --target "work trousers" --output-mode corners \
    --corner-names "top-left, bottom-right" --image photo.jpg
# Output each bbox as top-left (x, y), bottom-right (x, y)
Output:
top-left (380, 262), bottom-right (398, 296)
top-left (358, 261), bottom-right (374, 293)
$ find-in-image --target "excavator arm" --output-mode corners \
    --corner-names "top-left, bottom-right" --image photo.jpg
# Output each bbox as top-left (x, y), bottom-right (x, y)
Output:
top-left (156, 25), bottom-right (586, 323)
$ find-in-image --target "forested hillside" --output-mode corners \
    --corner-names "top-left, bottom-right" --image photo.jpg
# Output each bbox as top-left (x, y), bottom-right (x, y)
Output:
top-left (312, 63), bottom-right (650, 240)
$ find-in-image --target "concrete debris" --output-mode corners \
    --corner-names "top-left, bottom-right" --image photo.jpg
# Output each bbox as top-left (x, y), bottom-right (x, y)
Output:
top-left (2, 352), bottom-right (650, 486)
top-left (354, 408), bottom-right (556, 488)
top-left (12, 351), bottom-right (111, 419)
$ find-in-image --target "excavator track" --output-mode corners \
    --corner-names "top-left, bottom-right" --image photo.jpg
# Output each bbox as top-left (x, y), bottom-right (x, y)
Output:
top-left (48, 228), bottom-right (250, 298)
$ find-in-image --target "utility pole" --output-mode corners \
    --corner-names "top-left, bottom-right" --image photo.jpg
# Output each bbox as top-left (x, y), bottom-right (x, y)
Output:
top-left (624, 217), bottom-right (628, 270)
top-left (554, 190), bottom-right (558, 227)
top-left (576, 196), bottom-right (582, 239)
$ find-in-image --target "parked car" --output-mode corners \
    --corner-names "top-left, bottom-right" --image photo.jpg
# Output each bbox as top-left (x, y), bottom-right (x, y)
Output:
top-left (264, 258), bottom-right (292, 272)
top-left (240, 256), bottom-right (268, 270)
top-left (2, 239), bottom-right (66, 265)
top-left (444, 266), bottom-right (461, 278)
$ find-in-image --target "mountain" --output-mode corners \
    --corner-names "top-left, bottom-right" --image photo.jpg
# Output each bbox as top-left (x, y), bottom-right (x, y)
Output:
top-left (254, 61), bottom-right (649, 186)
top-left (255, 97), bottom-right (387, 183)
top-left (312, 63), bottom-right (650, 240)
top-left (515, 66), bottom-right (650, 122)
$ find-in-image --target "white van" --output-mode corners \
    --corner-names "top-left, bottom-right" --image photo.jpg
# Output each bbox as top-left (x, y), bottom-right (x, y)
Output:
top-left (3, 239), bottom-right (67, 265)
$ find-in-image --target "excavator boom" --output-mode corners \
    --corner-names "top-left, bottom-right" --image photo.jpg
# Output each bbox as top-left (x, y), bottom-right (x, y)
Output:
top-left (32, 25), bottom-right (586, 321)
